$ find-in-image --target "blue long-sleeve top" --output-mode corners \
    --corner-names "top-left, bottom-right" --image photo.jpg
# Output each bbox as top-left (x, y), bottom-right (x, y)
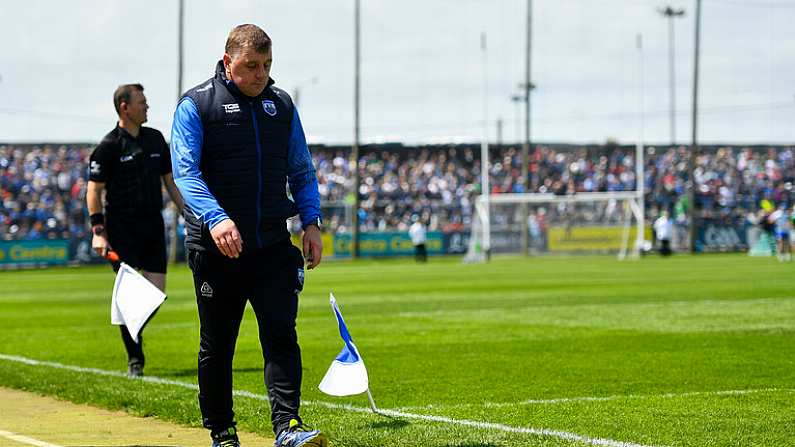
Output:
top-left (170, 96), bottom-right (321, 231)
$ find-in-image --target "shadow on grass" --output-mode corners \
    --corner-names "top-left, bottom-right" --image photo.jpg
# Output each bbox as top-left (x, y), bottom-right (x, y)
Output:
top-left (359, 418), bottom-right (505, 447)
top-left (165, 368), bottom-right (196, 378)
top-left (367, 417), bottom-right (411, 430)
top-left (166, 366), bottom-right (262, 378)
top-left (441, 444), bottom-right (503, 447)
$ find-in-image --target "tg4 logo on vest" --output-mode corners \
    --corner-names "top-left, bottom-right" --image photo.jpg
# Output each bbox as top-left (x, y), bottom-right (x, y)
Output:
top-left (222, 103), bottom-right (240, 114)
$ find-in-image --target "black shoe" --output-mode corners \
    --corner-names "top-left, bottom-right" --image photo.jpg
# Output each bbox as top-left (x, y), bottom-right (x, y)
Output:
top-left (127, 363), bottom-right (144, 377)
top-left (211, 427), bottom-right (240, 447)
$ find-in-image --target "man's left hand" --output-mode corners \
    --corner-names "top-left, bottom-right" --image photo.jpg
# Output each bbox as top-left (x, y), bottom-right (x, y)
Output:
top-left (302, 224), bottom-right (323, 270)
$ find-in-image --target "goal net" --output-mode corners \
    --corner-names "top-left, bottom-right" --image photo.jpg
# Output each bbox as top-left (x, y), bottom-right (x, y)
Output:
top-left (464, 192), bottom-right (647, 261)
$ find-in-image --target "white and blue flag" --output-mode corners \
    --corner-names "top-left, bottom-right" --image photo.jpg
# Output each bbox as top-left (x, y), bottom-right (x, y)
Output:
top-left (318, 293), bottom-right (369, 396)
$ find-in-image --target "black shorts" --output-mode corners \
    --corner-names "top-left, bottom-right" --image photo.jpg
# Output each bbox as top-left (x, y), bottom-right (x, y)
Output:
top-left (107, 214), bottom-right (167, 273)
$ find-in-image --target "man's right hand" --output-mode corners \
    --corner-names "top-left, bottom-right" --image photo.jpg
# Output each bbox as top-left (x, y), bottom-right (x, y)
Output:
top-left (91, 231), bottom-right (111, 258)
top-left (210, 219), bottom-right (243, 258)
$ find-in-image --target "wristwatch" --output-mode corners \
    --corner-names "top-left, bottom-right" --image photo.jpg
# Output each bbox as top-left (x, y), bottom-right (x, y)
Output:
top-left (92, 225), bottom-right (105, 236)
top-left (306, 217), bottom-right (322, 231)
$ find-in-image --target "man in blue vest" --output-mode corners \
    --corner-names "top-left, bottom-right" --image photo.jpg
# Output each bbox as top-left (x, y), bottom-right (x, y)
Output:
top-left (171, 24), bottom-right (326, 447)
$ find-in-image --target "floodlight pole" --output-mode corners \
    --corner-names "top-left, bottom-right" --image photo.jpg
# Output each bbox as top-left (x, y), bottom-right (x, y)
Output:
top-left (511, 95), bottom-right (522, 143)
top-left (688, 0), bottom-right (702, 254)
top-left (351, 0), bottom-right (361, 259)
top-left (292, 77), bottom-right (318, 109)
top-left (481, 32), bottom-right (491, 261)
top-left (177, 0), bottom-right (184, 100)
top-left (658, 5), bottom-right (686, 146)
top-left (520, 0), bottom-right (533, 256)
top-left (636, 34), bottom-right (646, 257)
top-left (170, 0), bottom-right (185, 264)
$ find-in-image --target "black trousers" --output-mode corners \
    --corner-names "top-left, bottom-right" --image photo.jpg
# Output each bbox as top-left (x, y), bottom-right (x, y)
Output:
top-left (188, 239), bottom-right (305, 436)
top-left (414, 243), bottom-right (427, 262)
top-left (659, 239), bottom-right (672, 256)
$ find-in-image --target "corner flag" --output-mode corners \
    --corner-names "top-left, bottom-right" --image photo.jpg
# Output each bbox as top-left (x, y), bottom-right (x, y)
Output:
top-left (318, 293), bottom-right (370, 397)
top-left (110, 262), bottom-right (166, 342)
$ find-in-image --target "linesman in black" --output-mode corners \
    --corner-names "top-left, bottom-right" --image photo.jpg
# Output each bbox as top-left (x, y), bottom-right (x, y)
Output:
top-left (87, 83), bottom-right (184, 377)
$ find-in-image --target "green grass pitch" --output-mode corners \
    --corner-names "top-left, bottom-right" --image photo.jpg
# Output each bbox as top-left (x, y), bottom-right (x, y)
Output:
top-left (0, 254), bottom-right (793, 446)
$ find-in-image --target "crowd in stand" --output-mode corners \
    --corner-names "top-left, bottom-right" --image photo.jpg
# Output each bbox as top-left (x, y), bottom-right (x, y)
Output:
top-left (315, 146), bottom-right (481, 233)
top-left (2, 142), bottom-right (794, 242)
top-left (313, 143), bottom-right (645, 233)
top-left (0, 144), bottom-right (91, 242)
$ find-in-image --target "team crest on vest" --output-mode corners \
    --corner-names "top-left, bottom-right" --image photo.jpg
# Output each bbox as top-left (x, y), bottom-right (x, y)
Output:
top-left (262, 100), bottom-right (277, 116)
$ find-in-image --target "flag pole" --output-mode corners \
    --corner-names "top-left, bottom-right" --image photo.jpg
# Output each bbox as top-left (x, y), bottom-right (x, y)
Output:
top-left (366, 388), bottom-right (379, 414)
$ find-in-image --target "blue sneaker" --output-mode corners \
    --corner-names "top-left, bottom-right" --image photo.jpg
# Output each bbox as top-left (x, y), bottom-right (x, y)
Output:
top-left (211, 427), bottom-right (240, 447)
top-left (274, 419), bottom-right (328, 447)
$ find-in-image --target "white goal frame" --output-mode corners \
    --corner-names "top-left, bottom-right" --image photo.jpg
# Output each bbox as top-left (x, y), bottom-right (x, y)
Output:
top-left (464, 191), bottom-right (646, 262)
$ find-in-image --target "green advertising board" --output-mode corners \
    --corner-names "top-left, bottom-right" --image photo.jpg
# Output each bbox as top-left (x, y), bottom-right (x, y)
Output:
top-left (0, 240), bottom-right (70, 267)
top-left (333, 232), bottom-right (444, 257)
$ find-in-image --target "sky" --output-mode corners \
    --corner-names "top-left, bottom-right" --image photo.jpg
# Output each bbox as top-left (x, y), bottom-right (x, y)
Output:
top-left (1, 0), bottom-right (794, 146)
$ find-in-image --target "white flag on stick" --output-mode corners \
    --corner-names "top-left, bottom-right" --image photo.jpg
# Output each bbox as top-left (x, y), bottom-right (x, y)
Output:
top-left (110, 262), bottom-right (166, 342)
top-left (318, 293), bottom-right (369, 397)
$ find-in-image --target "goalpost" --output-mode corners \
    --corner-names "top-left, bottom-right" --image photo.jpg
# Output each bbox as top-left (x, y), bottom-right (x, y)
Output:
top-left (464, 191), bottom-right (646, 262)
top-left (466, 31), bottom-right (651, 262)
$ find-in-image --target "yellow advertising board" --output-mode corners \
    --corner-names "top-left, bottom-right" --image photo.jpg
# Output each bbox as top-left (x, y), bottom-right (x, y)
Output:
top-left (0, 240), bottom-right (70, 266)
top-left (547, 226), bottom-right (652, 252)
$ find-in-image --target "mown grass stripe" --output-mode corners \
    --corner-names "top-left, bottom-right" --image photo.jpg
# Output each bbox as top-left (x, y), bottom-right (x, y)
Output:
top-left (395, 388), bottom-right (795, 411)
top-left (0, 353), bottom-right (659, 447)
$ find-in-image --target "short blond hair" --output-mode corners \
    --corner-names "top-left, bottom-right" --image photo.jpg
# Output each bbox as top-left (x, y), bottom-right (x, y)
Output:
top-left (225, 24), bottom-right (271, 58)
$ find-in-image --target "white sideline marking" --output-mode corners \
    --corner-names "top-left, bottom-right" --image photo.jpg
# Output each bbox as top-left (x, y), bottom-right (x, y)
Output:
top-left (397, 387), bottom-right (795, 411)
top-left (0, 353), bottom-right (658, 447)
top-left (232, 392), bottom-right (659, 447)
top-left (0, 430), bottom-right (63, 447)
top-left (513, 388), bottom-right (795, 407)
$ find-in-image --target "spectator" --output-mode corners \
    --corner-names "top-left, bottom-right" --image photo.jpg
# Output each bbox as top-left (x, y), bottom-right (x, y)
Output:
top-left (653, 210), bottom-right (674, 256)
top-left (408, 214), bottom-right (428, 262)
